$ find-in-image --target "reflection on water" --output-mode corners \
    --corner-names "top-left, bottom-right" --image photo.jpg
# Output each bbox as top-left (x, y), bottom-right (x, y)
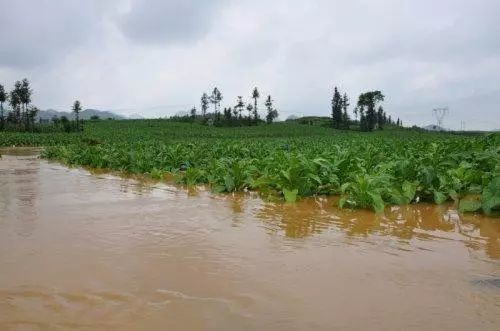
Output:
top-left (1, 148), bottom-right (499, 331)
top-left (0, 151), bottom-right (40, 237)
top-left (257, 197), bottom-right (499, 259)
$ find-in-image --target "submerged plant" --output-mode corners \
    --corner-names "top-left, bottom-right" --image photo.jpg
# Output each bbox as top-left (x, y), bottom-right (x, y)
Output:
top-left (4, 120), bottom-right (498, 215)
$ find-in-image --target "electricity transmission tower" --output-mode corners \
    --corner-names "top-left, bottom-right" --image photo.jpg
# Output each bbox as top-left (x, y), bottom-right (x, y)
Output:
top-left (433, 107), bottom-right (449, 129)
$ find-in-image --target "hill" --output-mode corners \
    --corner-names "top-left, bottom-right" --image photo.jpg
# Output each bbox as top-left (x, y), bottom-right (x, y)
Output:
top-left (37, 109), bottom-right (125, 121)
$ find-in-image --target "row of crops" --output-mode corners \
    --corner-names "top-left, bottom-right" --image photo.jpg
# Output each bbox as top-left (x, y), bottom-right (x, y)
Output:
top-left (1, 120), bottom-right (499, 215)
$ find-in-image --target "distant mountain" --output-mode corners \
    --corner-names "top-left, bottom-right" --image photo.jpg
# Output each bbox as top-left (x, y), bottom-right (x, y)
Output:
top-left (37, 108), bottom-right (125, 121)
top-left (127, 113), bottom-right (145, 119)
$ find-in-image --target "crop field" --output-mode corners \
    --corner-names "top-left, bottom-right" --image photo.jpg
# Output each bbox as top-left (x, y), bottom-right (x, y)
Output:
top-left (1, 120), bottom-right (499, 214)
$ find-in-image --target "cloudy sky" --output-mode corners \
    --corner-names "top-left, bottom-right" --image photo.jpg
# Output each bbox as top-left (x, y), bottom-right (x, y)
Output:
top-left (1, 0), bottom-right (499, 130)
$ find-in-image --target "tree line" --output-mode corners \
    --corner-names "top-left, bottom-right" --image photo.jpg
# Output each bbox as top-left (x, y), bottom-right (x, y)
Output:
top-left (330, 86), bottom-right (402, 132)
top-left (172, 87), bottom-right (279, 126)
top-left (0, 79), bottom-right (83, 132)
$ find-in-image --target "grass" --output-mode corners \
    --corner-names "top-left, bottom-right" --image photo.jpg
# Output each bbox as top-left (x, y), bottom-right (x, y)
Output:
top-left (1, 120), bottom-right (499, 214)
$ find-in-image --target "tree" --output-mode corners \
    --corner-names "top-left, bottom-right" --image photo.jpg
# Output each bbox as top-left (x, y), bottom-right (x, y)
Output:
top-left (210, 87), bottom-right (223, 118)
top-left (223, 107), bottom-right (232, 123)
top-left (72, 100), bottom-right (82, 131)
top-left (341, 93), bottom-right (350, 129)
top-left (28, 106), bottom-right (39, 129)
top-left (357, 91), bottom-right (385, 131)
top-left (377, 105), bottom-right (384, 129)
top-left (265, 95), bottom-right (278, 123)
top-left (201, 93), bottom-right (209, 119)
top-left (20, 79), bottom-right (32, 124)
top-left (331, 86), bottom-right (342, 129)
top-left (9, 82), bottom-right (22, 127)
top-left (360, 112), bottom-right (368, 132)
top-left (232, 107), bottom-right (239, 121)
top-left (216, 89), bottom-right (223, 112)
top-left (190, 106), bottom-right (197, 119)
top-left (0, 84), bottom-right (6, 129)
top-left (252, 87), bottom-right (260, 122)
top-left (252, 105), bottom-right (259, 122)
top-left (210, 89), bottom-right (217, 115)
top-left (235, 96), bottom-right (244, 120)
top-left (246, 103), bottom-right (253, 125)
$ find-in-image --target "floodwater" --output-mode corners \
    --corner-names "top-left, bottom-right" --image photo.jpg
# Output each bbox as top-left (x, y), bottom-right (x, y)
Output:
top-left (0, 148), bottom-right (499, 331)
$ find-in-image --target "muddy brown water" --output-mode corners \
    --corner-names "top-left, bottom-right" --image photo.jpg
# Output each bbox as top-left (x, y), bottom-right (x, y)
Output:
top-left (0, 148), bottom-right (499, 330)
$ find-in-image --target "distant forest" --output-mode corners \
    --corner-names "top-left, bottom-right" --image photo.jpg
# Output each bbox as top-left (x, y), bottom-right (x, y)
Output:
top-left (0, 78), bottom-right (403, 133)
top-left (173, 85), bottom-right (402, 132)
top-left (0, 79), bottom-right (83, 133)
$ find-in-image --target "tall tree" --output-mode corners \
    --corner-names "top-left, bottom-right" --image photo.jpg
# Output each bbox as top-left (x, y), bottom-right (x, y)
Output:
top-left (0, 84), bottom-right (6, 129)
top-left (210, 87), bottom-right (222, 118)
top-left (265, 95), bottom-right (278, 123)
top-left (72, 100), bottom-right (82, 131)
top-left (357, 91), bottom-right (385, 132)
top-left (9, 82), bottom-right (22, 127)
top-left (201, 93), bottom-right (209, 119)
top-left (216, 89), bottom-right (222, 115)
top-left (19, 79), bottom-right (32, 129)
top-left (190, 106), bottom-right (197, 119)
top-left (331, 87), bottom-right (342, 129)
top-left (341, 93), bottom-right (350, 129)
top-left (235, 96), bottom-right (244, 120)
top-left (252, 87), bottom-right (260, 122)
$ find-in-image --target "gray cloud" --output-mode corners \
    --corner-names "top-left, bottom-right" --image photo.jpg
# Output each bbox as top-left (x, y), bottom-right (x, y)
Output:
top-left (0, 0), bottom-right (116, 69)
top-left (0, 0), bottom-right (498, 130)
top-left (119, 0), bottom-right (226, 45)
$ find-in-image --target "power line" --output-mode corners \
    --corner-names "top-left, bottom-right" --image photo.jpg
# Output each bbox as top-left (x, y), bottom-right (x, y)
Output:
top-left (433, 107), bottom-right (449, 129)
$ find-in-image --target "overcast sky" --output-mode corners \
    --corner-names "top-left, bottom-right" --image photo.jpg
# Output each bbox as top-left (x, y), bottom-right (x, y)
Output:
top-left (1, 0), bottom-right (499, 130)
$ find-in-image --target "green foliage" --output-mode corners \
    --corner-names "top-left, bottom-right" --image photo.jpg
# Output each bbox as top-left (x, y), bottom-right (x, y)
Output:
top-left (357, 90), bottom-right (385, 132)
top-left (482, 177), bottom-right (500, 215)
top-left (1, 120), bottom-right (499, 215)
top-left (459, 199), bottom-right (482, 213)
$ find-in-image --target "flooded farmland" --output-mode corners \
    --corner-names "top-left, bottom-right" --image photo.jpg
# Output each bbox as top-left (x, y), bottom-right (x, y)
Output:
top-left (0, 149), bottom-right (499, 330)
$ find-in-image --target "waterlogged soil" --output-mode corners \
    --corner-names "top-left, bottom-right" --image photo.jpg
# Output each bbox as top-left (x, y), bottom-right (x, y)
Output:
top-left (0, 148), bottom-right (499, 331)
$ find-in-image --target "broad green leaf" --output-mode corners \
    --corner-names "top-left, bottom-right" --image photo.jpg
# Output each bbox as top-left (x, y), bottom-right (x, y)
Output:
top-left (212, 185), bottom-right (226, 194)
top-left (433, 191), bottom-right (446, 204)
top-left (368, 192), bottom-right (385, 213)
top-left (482, 177), bottom-right (500, 215)
top-left (338, 196), bottom-right (348, 209)
top-left (402, 181), bottom-right (417, 202)
top-left (283, 188), bottom-right (299, 202)
top-left (308, 174), bottom-right (322, 185)
top-left (224, 175), bottom-right (235, 192)
top-left (340, 182), bottom-right (350, 193)
top-left (459, 200), bottom-right (482, 213)
top-left (448, 189), bottom-right (459, 201)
